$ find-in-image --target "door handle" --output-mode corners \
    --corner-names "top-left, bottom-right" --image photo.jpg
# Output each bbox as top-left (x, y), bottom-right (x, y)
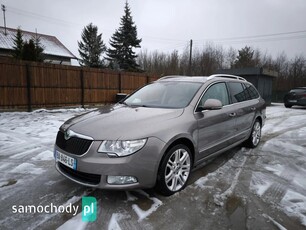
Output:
top-left (229, 112), bottom-right (236, 117)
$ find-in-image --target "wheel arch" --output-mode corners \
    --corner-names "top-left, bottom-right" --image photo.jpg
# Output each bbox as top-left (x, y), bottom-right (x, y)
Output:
top-left (255, 115), bottom-right (263, 126)
top-left (155, 136), bottom-right (196, 195)
top-left (159, 136), bottom-right (196, 170)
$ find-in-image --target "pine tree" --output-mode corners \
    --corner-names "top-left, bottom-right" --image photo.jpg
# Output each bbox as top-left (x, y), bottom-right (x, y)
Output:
top-left (12, 28), bottom-right (44, 62)
top-left (12, 28), bottom-right (24, 59)
top-left (22, 37), bottom-right (44, 62)
top-left (32, 33), bottom-right (44, 62)
top-left (107, 1), bottom-right (142, 71)
top-left (233, 46), bottom-right (255, 68)
top-left (78, 23), bottom-right (106, 68)
top-left (22, 39), bottom-right (37, 61)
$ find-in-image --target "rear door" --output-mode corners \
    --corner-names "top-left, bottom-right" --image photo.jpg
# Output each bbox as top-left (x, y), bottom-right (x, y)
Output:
top-left (226, 82), bottom-right (259, 141)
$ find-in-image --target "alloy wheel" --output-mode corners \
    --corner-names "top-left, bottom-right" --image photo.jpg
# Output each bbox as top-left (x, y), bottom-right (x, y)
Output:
top-left (252, 121), bottom-right (261, 147)
top-left (164, 148), bottom-right (191, 192)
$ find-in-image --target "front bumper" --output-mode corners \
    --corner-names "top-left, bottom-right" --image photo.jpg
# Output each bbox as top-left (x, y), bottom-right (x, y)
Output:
top-left (54, 137), bottom-right (165, 190)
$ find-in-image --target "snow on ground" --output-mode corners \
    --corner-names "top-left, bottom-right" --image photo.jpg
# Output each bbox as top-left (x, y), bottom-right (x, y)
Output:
top-left (251, 104), bottom-right (306, 226)
top-left (108, 213), bottom-right (130, 230)
top-left (57, 212), bottom-right (87, 230)
top-left (131, 190), bottom-right (163, 221)
top-left (0, 104), bottom-right (306, 229)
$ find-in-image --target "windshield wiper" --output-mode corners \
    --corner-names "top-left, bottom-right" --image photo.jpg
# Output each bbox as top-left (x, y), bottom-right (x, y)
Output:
top-left (119, 101), bottom-right (129, 106)
top-left (129, 104), bottom-right (151, 108)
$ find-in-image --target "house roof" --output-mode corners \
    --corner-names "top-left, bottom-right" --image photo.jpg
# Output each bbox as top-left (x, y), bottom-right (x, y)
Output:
top-left (0, 26), bottom-right (76, 59)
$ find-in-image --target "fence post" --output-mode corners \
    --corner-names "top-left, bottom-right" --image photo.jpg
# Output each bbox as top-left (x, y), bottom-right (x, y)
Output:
top-left (118, 72), bottom-right (122, 93)
top-left (26, 64), bottom-right (32, 112)
top-left (146, 75), bottom-right (150, 84)
top-left (80, 68), bottom-right (84, 108)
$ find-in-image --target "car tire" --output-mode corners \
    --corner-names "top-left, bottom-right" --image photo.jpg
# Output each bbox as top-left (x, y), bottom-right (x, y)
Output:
top-left (284, 103), bottom-right (292, 108)
top-left (156, 144), bottom-right (192, 196)
top-left (246, 119), bottom-right (262, 148)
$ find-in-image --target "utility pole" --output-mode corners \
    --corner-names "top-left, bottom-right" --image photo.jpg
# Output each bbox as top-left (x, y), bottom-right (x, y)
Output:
top-left (189, 39), bottom-right (193, 75)
top-left (1, 4), bottom-right (7, 35)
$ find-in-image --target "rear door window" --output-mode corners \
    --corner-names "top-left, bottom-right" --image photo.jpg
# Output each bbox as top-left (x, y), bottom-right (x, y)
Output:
top-left (228, 82), bottom-right (248, 103)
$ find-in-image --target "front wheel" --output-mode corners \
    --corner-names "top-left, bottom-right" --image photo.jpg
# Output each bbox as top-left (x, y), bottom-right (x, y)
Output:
top-left (156, 144), bottom-right (192, 196)
top-left (245, 120), bottom-right (262, 148)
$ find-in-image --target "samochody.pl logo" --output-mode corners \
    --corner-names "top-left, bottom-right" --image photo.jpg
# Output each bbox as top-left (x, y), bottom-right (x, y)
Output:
top-left (11, 196), bottom-right (97, 222)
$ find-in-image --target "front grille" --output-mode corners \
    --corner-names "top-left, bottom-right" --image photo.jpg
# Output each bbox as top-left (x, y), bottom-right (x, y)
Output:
top-left (58, 163), bottom-right (101, 185)
top-left (56, 131), bottom-right (92, 155)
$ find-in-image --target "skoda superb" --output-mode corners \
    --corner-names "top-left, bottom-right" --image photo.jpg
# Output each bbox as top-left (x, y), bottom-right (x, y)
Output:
top-left (54, 75), bottom-right (266, 196)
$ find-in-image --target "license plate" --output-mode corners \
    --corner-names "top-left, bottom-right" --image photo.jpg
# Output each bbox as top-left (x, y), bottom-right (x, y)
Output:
top-left (288, 100), bottom-right (297, 103)
top-left (55, 150), bottom-right (77, 170)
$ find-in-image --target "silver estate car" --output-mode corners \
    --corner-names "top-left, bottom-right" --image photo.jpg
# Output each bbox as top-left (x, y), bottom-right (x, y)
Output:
top-left (54, 75), bottom-right (266, 196)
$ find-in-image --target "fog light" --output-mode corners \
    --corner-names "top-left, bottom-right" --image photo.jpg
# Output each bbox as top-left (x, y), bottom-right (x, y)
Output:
top-left (107, 176), bottom-right (138, 185)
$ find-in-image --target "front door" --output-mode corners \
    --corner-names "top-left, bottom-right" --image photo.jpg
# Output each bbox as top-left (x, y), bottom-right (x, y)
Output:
top-left (195, 82), bottom-right (237, 159)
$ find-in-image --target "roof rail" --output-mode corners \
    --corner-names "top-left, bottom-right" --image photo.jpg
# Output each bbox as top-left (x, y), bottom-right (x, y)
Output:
top-left (158, 75), bottom-right (187, 81)
top-left (207, 74), bottom-right (246, 81)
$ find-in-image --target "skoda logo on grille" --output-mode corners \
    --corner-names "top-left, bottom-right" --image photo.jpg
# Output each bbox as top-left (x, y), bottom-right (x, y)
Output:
top-left (64, 130), bottom-right (71, 140)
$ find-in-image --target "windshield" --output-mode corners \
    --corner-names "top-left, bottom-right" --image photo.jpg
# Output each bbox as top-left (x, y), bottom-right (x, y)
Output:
top-left (124, 81), bottom-right (202, 108)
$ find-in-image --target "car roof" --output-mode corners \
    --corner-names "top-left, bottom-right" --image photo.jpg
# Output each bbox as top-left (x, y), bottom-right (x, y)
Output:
top-left (292, 87), bottom-right (306, 90)
top-left (157, 74), bottom-right (247, 83)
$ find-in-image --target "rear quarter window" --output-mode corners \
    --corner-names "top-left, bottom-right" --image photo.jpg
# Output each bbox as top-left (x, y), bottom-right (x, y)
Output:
top-left (244, 83), bottom-right (259, 100)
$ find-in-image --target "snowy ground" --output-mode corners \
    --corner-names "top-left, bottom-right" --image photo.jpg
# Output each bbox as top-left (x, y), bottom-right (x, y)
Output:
top-left (0, 104), bottom-right (306, 230)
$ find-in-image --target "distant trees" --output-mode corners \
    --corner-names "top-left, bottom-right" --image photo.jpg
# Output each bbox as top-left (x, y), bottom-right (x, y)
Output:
top-left (12, 28), bottom-right (44, 62)
top-left (106, 1), bottom-right (142, 71)
top-left (137, 43), bottom-right (226, 76)
top-left (78, 23), bottom-right (106, 68)
top-left (137, 44), bottom-right (306, 101)
top-left (232, 46), bottom-right (256, 68)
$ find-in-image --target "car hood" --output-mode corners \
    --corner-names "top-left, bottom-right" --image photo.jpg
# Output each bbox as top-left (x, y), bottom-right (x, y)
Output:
top-left (61, 104), bottom-right (184, 140)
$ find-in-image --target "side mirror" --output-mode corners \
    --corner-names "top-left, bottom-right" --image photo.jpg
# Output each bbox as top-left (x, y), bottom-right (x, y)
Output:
top-left (202, 99), bottom-right (223, 110)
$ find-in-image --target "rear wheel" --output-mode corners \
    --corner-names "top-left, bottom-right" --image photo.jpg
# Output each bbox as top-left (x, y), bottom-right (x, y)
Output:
top-left (156, 144), bottom-right (192, 196)
top-left (246, 120), bottom-right (261, 148)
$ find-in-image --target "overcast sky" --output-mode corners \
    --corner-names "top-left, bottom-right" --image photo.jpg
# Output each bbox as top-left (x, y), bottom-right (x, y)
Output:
top-left (1, 0), bottom-right (306, 61)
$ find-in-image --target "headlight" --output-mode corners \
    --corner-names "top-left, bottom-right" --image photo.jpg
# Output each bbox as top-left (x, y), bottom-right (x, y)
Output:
top-left (98, 139), bottom-right (147, 157)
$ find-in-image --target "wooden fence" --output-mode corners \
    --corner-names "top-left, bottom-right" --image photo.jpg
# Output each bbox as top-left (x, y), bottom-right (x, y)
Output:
top-left (0, 59), bottom-right (159, 111)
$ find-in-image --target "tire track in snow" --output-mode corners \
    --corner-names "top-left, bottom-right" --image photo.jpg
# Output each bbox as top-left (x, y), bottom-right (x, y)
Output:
top-left (213, 153), bottom-right (248, 206)
top-left (261, 182), bottom-right (287, 204)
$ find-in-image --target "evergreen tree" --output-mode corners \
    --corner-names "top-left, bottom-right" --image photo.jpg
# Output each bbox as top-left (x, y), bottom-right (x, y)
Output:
top-left (233, 46), bottom-right (256, 68)
top-left (12, 28), bottom-right (44, 62)
top-left (78, 23), bottom-right (106, 68)
top-left (12, 28), bottom-right (24, 59)
top-left (22, 37), bottom-right (44, 62)
top-left (32, 33), bottom-right (44, 62)
top-left (22, 39), bottom-right (37, 61)
top-left (107, 1), bottom-right (142, 71)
